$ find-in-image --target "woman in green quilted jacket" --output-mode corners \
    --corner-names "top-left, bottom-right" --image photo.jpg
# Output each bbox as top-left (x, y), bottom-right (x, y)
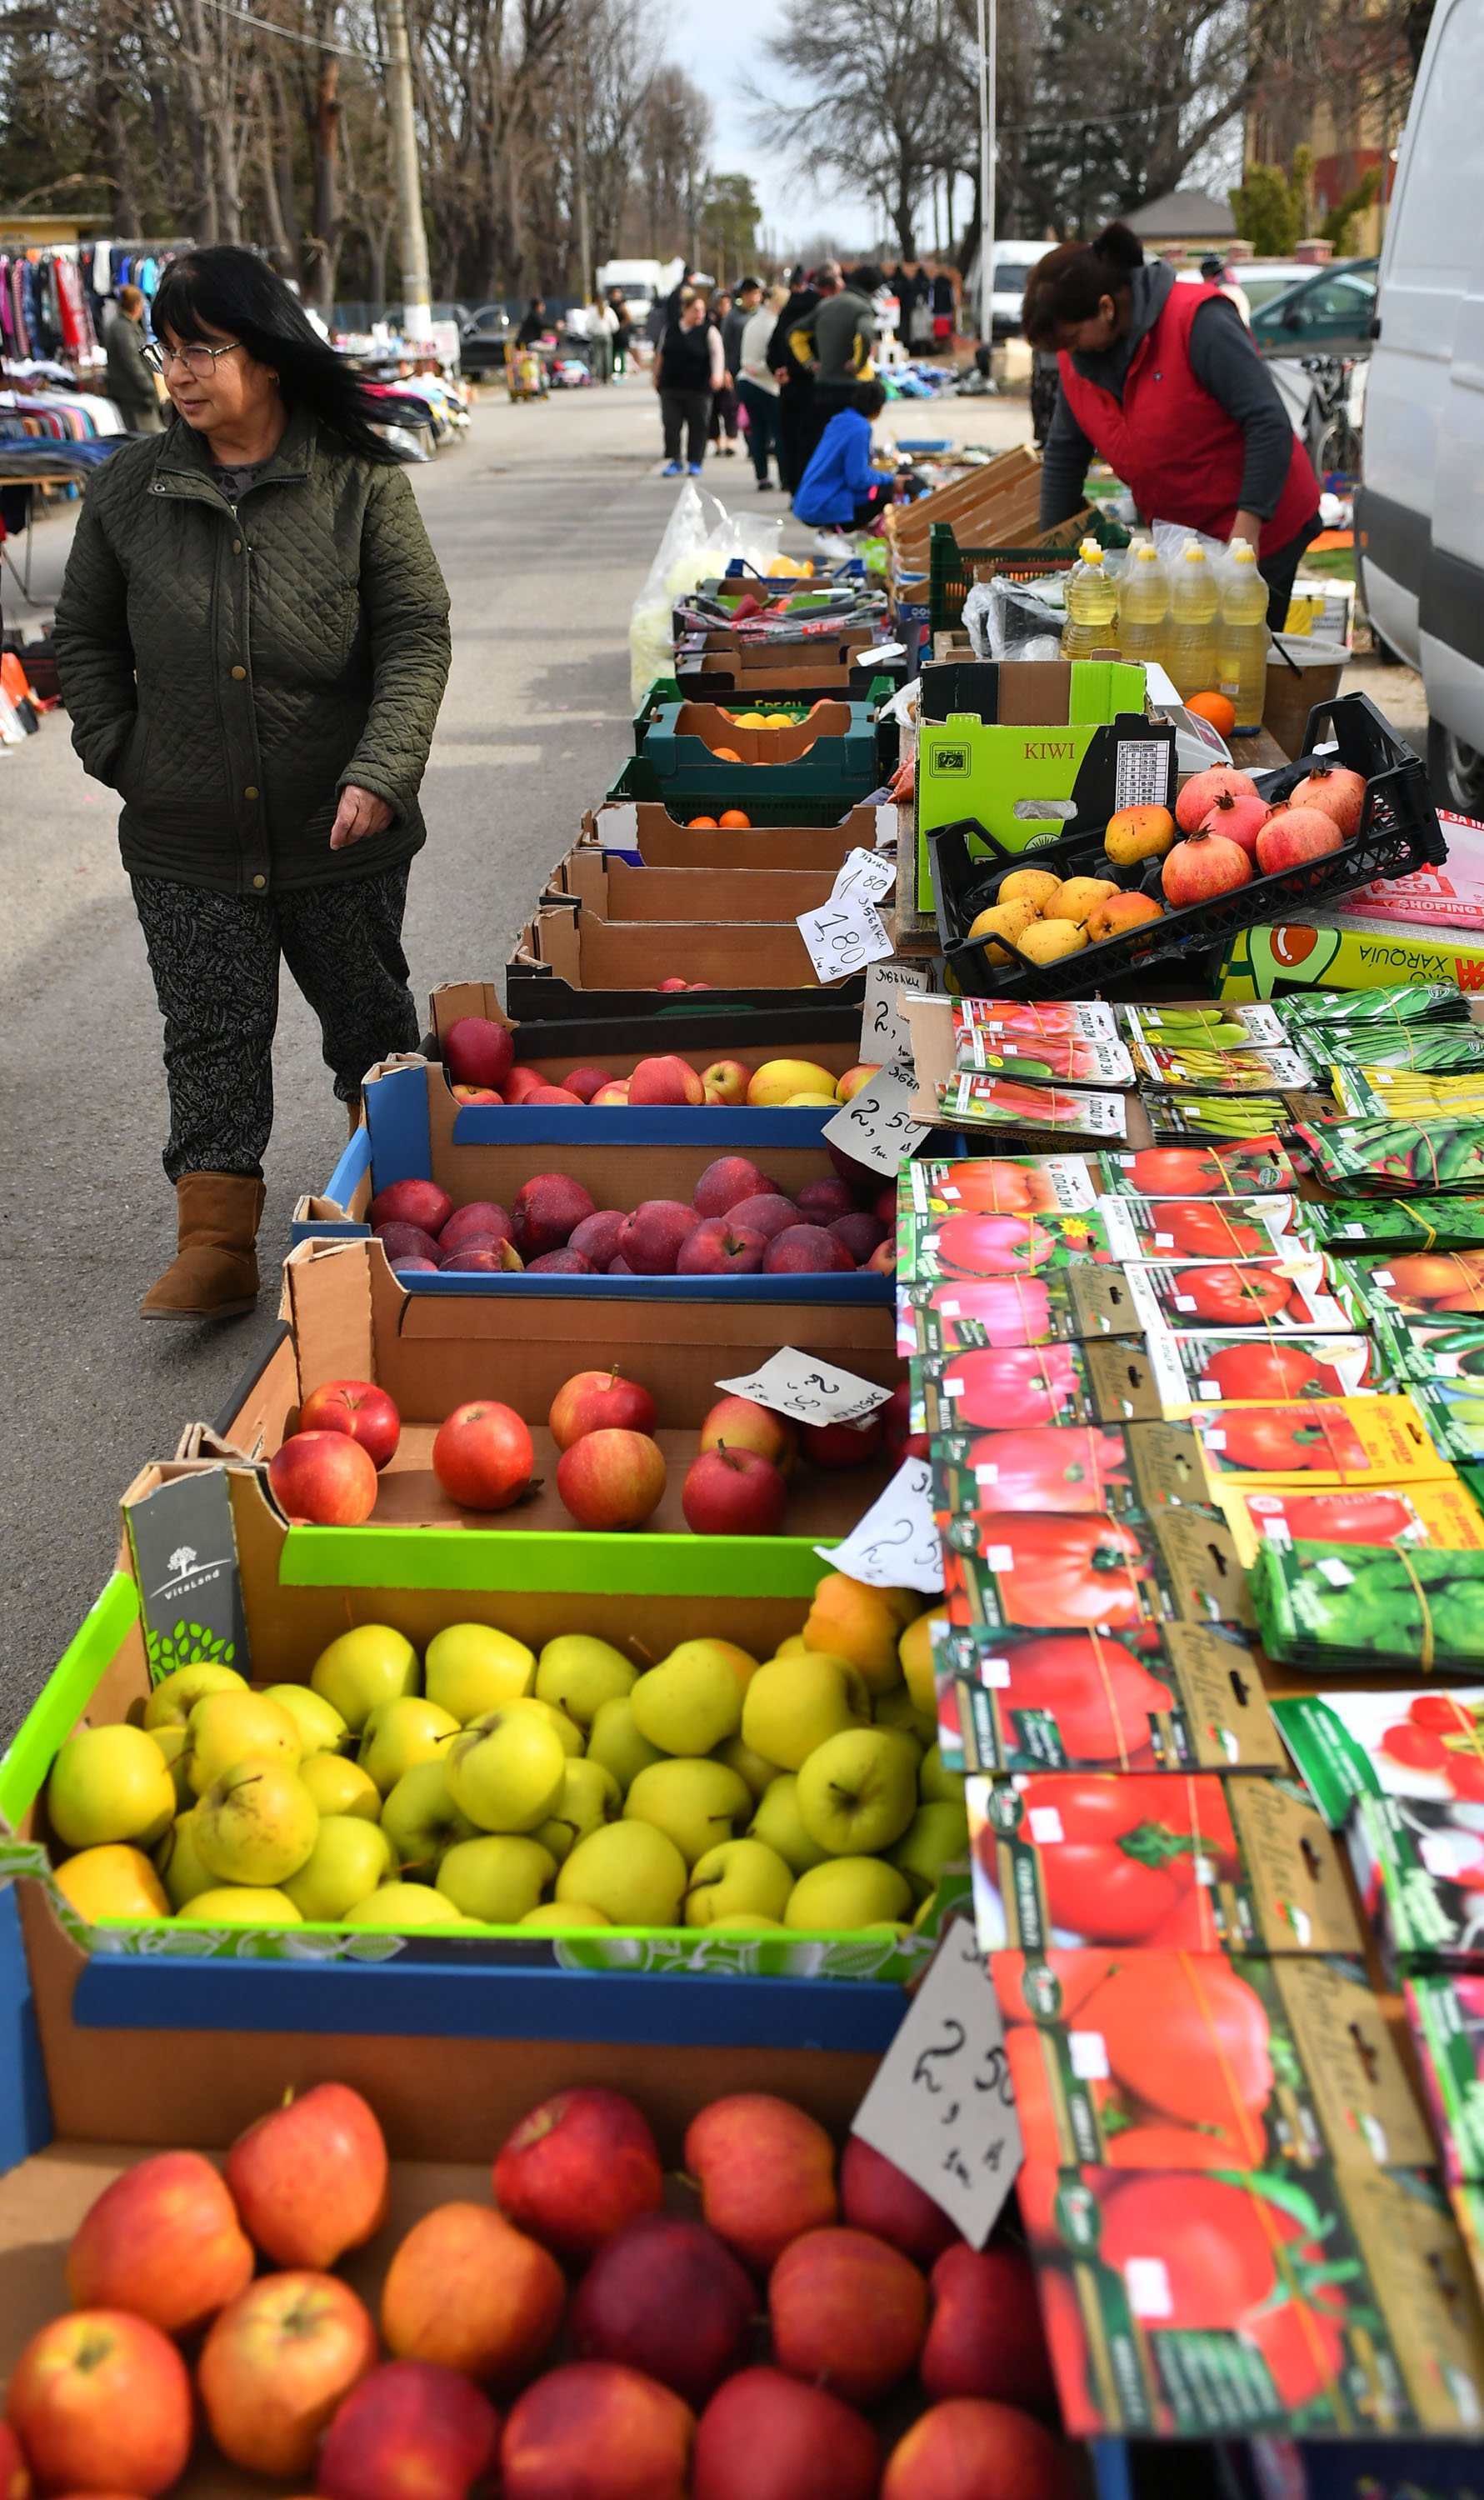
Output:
top-left (53, 248), bottom-right (452, 1322)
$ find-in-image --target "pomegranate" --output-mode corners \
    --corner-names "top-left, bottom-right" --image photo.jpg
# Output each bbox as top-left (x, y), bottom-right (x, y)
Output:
top-left (1199, 788), bottom-right (1268, 858)
top-left (1161, 828), bottom-right (1253, 907)
top-left (1174, 764), bottom-right (1259, 834)
top-left (1286, 763), bottom-right (1366, 839)
top-left (1256, 805), bottom-right (1344, 875)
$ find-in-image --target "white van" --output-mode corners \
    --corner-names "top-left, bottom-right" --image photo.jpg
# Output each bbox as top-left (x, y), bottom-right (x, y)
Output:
top-left (1358, 0), bottom-right (1484, 810)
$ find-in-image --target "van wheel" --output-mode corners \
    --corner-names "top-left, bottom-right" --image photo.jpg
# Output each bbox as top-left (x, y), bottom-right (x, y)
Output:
top-left (1429, 720), bottom-right (1484, 818)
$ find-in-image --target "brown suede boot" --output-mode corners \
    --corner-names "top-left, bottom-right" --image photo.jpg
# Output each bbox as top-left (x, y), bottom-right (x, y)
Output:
top-left (139, 1172), bottom-right (265, 1321)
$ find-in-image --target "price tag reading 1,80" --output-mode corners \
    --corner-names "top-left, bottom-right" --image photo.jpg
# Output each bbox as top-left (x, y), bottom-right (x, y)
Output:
top-left (797, 894), bottom-right (895, 984)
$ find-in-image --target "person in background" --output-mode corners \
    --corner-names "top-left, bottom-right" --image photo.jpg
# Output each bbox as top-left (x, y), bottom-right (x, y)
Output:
top-left (738, 281), bottom-right (786, 490)
top-left (517, 297), bottom-right (548, 347)
top-left (717, 276), bottom-right (759, 460)
top-left (708, 289), bottom-right (740, 454)
top-left (102, 284), bottom-right (162, 432)
top-left (607, 288), bottom-right (632, 376)
top-left (652, 266), bottom-right (700, 347)
top-left (654, 287), bottom-right (723, 476)
top-left (1198, 250), bottom-right (1252, 327)
top-left (1025, 221), bottom-right (1319, 627)
top-left (767, 265), bottom-right (818, 497)
top-left (792, 378), bottom-right (893, 532)
top-left (786, 260), bottom-right (878, 470)
top-left (52, 245), bottom-right (451, 1323)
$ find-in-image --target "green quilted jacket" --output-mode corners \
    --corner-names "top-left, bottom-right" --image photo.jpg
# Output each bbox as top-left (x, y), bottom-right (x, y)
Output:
top-left (53, 407), bottom-right (452, 896)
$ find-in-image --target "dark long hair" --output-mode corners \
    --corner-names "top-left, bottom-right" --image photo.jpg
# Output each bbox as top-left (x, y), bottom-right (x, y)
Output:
top-left (150, 248), bottom-right (402, 463)
top-left (1022, 222), bottom-right (1144, 348)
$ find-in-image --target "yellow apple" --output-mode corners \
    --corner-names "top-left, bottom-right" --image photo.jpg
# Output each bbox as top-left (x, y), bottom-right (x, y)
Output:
top-left (684, 1838), bottom-right (794, 1928)
top-left (142, 1662), bottom-right (247, 1729)
top-left (48, 1724), bottom-right (177, 1851)
top-left (194, 1758), bottom-right (319, 1886)
top-left (298, 1754), bottom-right (383, 1822)
top-left (556, 1820), bottom-right (687, 1926)
top-left (186, 1692), bottom-right (302, 1796)
top-left (55, 1842), bottom-right (170, 1922)
top-left (282, 1816), bottom-right (392, 1920)
top-left (358, 1698), bottom-right (460, 1796)
top-left (437, 1835), bottom-right (556, 1923)
top-left (425, 1622), bottom-right (535, 1722)
top-left (310, 1624), bottom-right (421, 1731)
top-left (262, 1684), bottom-right (349, 1758)
top-left (784, 1857), bottom-right (912, 1931)
top-left (746, 1058), bottom-right (839, 1107)
top-left (183, 1887), bottom-right (303, 1927)
top-left (533, 1634), bottom-right (635, 1729)
top-left (624, 1758), bottom-right (751, 1867)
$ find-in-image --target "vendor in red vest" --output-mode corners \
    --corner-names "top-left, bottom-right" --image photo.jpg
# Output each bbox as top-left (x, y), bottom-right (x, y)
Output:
top-left (1024, 222), bottom-right (1321, 628)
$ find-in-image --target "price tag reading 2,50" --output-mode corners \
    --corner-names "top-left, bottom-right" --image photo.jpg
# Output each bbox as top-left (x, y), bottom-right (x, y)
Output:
top-left (797, 893), bottom-right (895, 984)
top-left (849, 1918), bottom-right (1023, 2247)
top-left (822, 1060), bottom-right (930, 1178)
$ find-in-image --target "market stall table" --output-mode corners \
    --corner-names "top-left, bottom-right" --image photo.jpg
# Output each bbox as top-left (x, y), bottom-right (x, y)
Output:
top-left (0, 467), bottom-right (89, 603)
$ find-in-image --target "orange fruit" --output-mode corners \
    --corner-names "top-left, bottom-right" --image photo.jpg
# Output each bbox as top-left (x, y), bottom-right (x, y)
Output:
top-left (719, 809), bottom-right (752, 829)
top-left (687, 815), bottom-right (719, 828)
top-left (712, 745), bottom-right (742, 762)
top-left (1185, 690), bottom-right (1237, 738)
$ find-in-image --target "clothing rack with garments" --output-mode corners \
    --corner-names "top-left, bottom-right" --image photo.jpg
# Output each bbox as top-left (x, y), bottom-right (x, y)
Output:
top-left (82, 242), bottom-right (191, 332)
top-left (0, 251), bottom-right (99, 368)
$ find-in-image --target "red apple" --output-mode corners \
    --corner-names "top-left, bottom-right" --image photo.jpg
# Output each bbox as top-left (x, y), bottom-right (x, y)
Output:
top-left (440, 1202), bottom-right (514, 1252)
top-left (698, 1396), bottom-right (797, 1475)
top-left (657, 977), bottom-right (690, 992)
top-left (66, 2149), bottom-right (254, 2338)
top-left (298, 1378), bottom-right (402, 1471)
top-left (608, 1256), bottom-right (634, 1274)
top-left (452, 1083), bottom-right (503, 1105)
top-left (0, 2428), bottom-right (29, 2500)
top-left (616, 1200), bottom-right (701, 1275)
top-left (881, 2398), bottom-right (1079, 2500)
top-left (830, 1212), bottom-right (887, 1264)
top-left (527, 1249), bottom-right (595, 1272)
top-left (5, 2313), bottom-right (191, 2497)
top-left (381, 2202), bottom-right (565, 2389)
top-left (920, 2243), bottom-right (1057, 2409)
top-left (226, 2081), bottom-right (388, 2268)
top-left (432, 1402), bottom-right (535, 1511)
top-left (691, 2368), bottom-right (879, 2500)
top-left (875, 1185), bottom-right (897, 1226)
top-left (512, 1173), bottom-right (597, 1257)
top-left (627, 1054), bottom-right (705, 1107)
top-left (592, 1083), bottom-right (631, 1107)
top-left (492, 2087), bottom-right (663, 2262)
top-left (557, 1430), bottom-right (667, 1531)
top-left (701, 1060), bottom-right (750, 1105)
top-left (375, 1221), bottom-right (444, 1264)
top-left (682, 1445), bottom-right (787, 1535)
top-left (526, 1084), bottom-right (586, 1106)
top-left (794, 1178), bottom-right (856, 1226)
top-left (368, 1178), bottom-right (454, 1235)
top-left (867, 1239), bottom-right (898, 1278)
top-left (562, 1066), bottom-right (615, 1101)
top-left (677, 1218), bottom-right (767, 1275)
top-left (882, 1378), bottom-right (928, 1463)
top-left (501, 2361), bottom-right (692, 2500)
top-left (439, 1238), bottom-right (524, 1272)
top-left (839, 2136), bottom-right (961, 2267)
top-left (199, 2270), bottom-right (379, 2476)
top-left (317, 2360), bottom-right (500, 2500)
top-left (444, 1015), bottom-right (516, 1092)
top-left (727, 1193), bottom-right (800, 1242)
top-left (269, 1432), bottom-right (378, 1525)
top-left (826, 1139), bottom-right (879, 1192)
top-left (770, 2226), bottom-right (927, 2405)
top-left (570, 2214), bottom-right (752, 2405)
top-left (692, 1156), bottom-right (771, 1218)
top-left (799, 1412), bottom-right (886, 1468)
top-left (550, 1368), bottom-right (658, 1449)
top-left (392, 1255), bottom-right (438, 1274)
top-left (504, 1066), bottom-right (545, 1104)
top-left (568, 1210), bottom-right (627, 1267)
top-left (835, 1065), bottom-right (880, 1105)
top-left (763, 1225), bottom-right (852, 1275)
top-left (683, 2093), bottom-right (837, 2273)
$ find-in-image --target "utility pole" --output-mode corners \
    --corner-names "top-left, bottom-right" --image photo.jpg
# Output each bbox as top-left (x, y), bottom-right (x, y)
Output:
top-left (382, 0), bottom-right (432, 340)
top-left (976, 0), bottom-right (996, 351)
top-left (572, 53), bottom-right (592, 302)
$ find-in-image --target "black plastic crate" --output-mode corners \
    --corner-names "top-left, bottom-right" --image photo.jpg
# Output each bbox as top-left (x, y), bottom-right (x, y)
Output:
top-left (931, 691), bottom-right (1447, 1002)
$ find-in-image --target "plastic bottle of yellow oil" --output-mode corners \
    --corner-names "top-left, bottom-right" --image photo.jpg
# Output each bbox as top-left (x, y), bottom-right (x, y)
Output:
top-left (1060, 539), bottom-right (1121, 660)
top-left (1116, 542), bottom-right (1169, 676)
top-left (1217, 541), bottom-right (1272, 734)
top-left (1166, 542), bottom-right (1219, 699)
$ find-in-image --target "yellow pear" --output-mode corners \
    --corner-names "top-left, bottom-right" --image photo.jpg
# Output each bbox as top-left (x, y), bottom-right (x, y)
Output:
top-left (966, 898), bottom-right (1037, 964)
top-left (1042, 876), bottom-right (1118, 927)
top-left (997, 867), bottom-right (1063, 910)
top-left (1017, 918), bottom-right (1087, 964)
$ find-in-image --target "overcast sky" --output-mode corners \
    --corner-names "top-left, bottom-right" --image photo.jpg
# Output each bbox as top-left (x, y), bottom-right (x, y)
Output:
top-left (662, 0), bottom-right (879, 257)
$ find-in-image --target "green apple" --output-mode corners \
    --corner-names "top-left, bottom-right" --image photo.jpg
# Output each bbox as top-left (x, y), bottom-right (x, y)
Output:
top-left (685, 1838), bottom-right (795, 1929)
top-left (194, 1758), bottom-right (319, 1887)
top-left (358, 1698), bottom-right (460, 1795)
top-left (714, 1733), bottom-right (781, 1802)
top-left (624, 1758), bottom-right (751, 1868)
top-left (338, 1882), bottom-right (469, 1930)
top-left (310, 1623), bottom-right (420, 1731)
top-left (535, 1633), bottom-right (636, 1728)
top-left (557, 1821), bottom-right (687, 1926)
top-left (183, 1887), bottom-right (302, 1927)
top-left (872, 1685), bottom-right (930, 1760)
top-left (503, 1697), bottom-right (584, 1759)
top-left (446, 1710), bottom-right (567, 1834)
top-left (142, 1662), bottom-right (247, 1729)
top-left (48, 1725), bottom-right (177, 1851)
top-left (587, 1698), bottom-right (664, 1793)
top-left (919, 1744), bottom-right (964, 1806)
top-left (890, 1800), bottom-right (970, 1900)
top-left (381, 1760), bottom-right (479, 1878)
top-left (710, 1913), bottom-right (785, 1931)
top-left (146, 1723), bottom-right (195, 1812)
top-left (152, 1808), bottom-right (217, 1909)
top-left (742, 1653), bottom-right (870, 1771)
top-left (263, 1684), bottom-right (349, 1758)
top-left (283, 1815), bottom-right (392, 1919)
top-left (426, 1622), bottom-right (535, 1722)
top-left (784, 1857), bottom-right (912, 1932)
top-left (535, 1758), bottom-right (622, 1864)
top-left (796, 1728), bottom-right (917, 1857)
top-left (520, 1902), bottom-right (611, 1931)
top-left (186, 1692), bottom-right (302, 1796)
top-left (299, 1753), bottom-right (382, 1822)
top-left (747, 1774), bottom-right (830, 1876)
top-left (631, 1642), bottom-right (742, 1757)
top-left (437, 1835), bottom-right (556, 1923)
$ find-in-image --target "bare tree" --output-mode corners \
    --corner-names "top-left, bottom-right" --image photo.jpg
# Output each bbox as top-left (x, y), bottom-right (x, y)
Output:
top-left (755, 0), bottom-right (959, 258)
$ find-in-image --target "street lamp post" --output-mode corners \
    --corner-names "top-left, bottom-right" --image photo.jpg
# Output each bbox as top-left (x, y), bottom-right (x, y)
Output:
top-left (977, 0), bottom-right (996, 350)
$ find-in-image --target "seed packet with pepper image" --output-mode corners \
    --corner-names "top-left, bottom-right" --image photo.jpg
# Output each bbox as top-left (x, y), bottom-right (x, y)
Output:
top-left (1295, 1196), bottom-right (1484, 1255)
top-left (1122, 1254), bottom-right (1359, 1338)
top-left (896, 1198), bottom-right (1123, 1289)
top-left (1347, 1788), bottom-right (1484, 1970)
top-left (1142, 1329), bottom-right (1381, 1418)
top-left (1352, 1255), bottom-right (1484, 1336)
top-left (1146, 1093), bottom-right (1296, 1145)
top-left (1122, 1002), bottom-right (1288, 1051)
top-left (897, 1271), bottom-right (1143, 1358)
top-left (934, 1072), bottom-right (1130, 1141)
top-left (941, 1502), bottom-right (1253, 1637)
top-left (1127, 1037), bottom-right (1317, 1093)
top-left (1015, 2151), bottom-right (1484, 2438)
top-left (1410, 1374), bottom-right (1484, 1466)
top-left (1280, 978), bottom-right (1470, 1032)
top-left (1216, 1476), bottom-right (1484, 1571)
top-left (932, 1617), bottom-right (1283, 1778)
top-left (1107, 1193), bottom-right (1300, 1262)
top-left (1191, 1392), bottom-right (1451, 1486)
top-left (1292, 1114), bottom-right (1484, 1197)
top-left (1405, 1973), bottom-right (1484, 2186)
top-left (931, 1420), bottom-right (1207, 1525)
top-left (1098, 1142), bottom-right (1298, 1198)
top-left (967, 1770), bottom-right (1360, 1957)
top-left (1252, 1539), bottom-right (1484, 1675)
top-left (952, 998), bottom-right (1122, 1058)
top-left (992, 1946), bottom-right (1435, 2179)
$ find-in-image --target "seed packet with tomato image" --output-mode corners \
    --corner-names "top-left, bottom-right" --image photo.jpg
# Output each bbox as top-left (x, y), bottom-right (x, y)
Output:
top-left (1107, 1192), bottom-right (1301, 1262)
top-left (1099, 1142), bottom-right (1298, 1198)
top-left (1252, 1539), bottom-right (1484, 1676)
top-left (1217, 1478), bottom-right (1484, 1571)
top-left (896, 1270), bottom-right (1143, 1358)
top-left (931, 1420), bottom-right (1207, 1525)
top-left (934, 1617), bottom-right (1283, 1778)
top-left (994, 1947), bottom-right (1433, 2182)
top-left (941, 1501), bottom-right (1253, 1636)
top-left (953, 998), bottom-right (1122, 1056)
top-left (967, 1769), bottom-right (1360, 1958)
top-left (912, 1342), bottom-right (1110, 1436)
top-left (935, 1071), bottom-right (1130, 1141)
top-left (1404, 1974), bottom-right (1484, 2185)
top-left (1348, 1788), bottom-right (1484, 1970)
top-left (896, 1201), bottom-right (1122, 1290)
top-left (1142, 1329), bottom-right (1380, 1418)
top-left (1122, 1254), bottom-right (1358, 1338)
top-left (904, 1155), bottom-right (1100, 1218)
top-left (1192, 1392), bottom-right (1450, 1486)
top-left (1015, 2151), bottom-right (1484, 2438)
top-left (1273, 1688), bottom-right (1484, 1830)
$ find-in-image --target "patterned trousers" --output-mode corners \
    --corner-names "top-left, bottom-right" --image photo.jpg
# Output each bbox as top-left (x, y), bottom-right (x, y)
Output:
top-left (132, 866), bottom-right (421, 1182)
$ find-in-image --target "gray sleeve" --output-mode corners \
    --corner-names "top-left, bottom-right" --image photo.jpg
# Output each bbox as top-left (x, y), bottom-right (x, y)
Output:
top-left (1039, 381), bottom-right (1094, 527)
top-left (1187, 298), bottom-right (1297, 520)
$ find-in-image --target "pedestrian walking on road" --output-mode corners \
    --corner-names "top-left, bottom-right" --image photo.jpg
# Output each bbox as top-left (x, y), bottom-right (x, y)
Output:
top-left (52, 245), bottom-right (451, 1323)
top-left (785, 260), bottom-right (878, 476)
top-left (102, 284), bottom-right (162, 432)
top-left (767, 266), bottom-right (818, 497)
top-left (607, 288), bottom-right (633, 375)
top-left (654, 288), bottom-right (723, 475)
top-left (738, 282), bottom-right (786, 488)
top-left (707, 288), bottom-right (740, 454)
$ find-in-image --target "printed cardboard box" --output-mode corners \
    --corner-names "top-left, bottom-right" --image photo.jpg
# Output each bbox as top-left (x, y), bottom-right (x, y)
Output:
top-left (579, 796), bottom-right (885, 873)
top-left (1222, 920), bottom-right (1484, 1003)
top-left (547, 848), bottom-right (840, 924)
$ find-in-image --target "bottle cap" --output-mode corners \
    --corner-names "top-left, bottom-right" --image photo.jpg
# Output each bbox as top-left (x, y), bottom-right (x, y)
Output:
top-left (1182, 543), bottom-right (1204, 562)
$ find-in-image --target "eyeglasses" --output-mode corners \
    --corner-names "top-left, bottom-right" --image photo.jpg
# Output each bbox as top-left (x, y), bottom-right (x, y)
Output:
top-left (143, 339), bottom-right (242, 380)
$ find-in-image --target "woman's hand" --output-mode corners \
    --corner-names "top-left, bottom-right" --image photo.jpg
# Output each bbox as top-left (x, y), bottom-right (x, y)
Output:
top-left (329, 783), bottom-right (394, 849)
top-left (1229, 509), bottom-right (1263, 551)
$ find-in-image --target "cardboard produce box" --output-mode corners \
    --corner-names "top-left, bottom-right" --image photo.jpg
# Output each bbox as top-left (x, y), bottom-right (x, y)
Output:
top-left (547, 848), bottom-right (840, 924)
top-left (627, 701), bottom-right (884, 806)
top-left (674, 629), bottom-right (892, 702)
top-left (507, 906), bottom-right (864, 1027)
top-left (1222, 919), bottom-right (1484, 1003)
top-left (427, 979), bottom-right (868, 1101)
top-left (579, 795), bottom-right (887, 874)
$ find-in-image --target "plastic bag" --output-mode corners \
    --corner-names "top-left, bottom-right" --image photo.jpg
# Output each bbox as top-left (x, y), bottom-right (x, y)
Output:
top-left (627, 482), bottom-right (784, 702)
top-left (963, 575), bottom-right (1062, 662)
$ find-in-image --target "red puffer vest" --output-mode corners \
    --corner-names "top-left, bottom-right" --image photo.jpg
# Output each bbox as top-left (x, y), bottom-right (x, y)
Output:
top-left (1057, 282), bottom-right (1319, 554)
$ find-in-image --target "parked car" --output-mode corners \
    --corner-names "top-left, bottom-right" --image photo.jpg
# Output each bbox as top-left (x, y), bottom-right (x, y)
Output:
top-left (1251, 258), bottom-right (1379, 357)
top-left (457, 304), bottom-right (513, 377)
top-left (1232, 260), bottom-right (1318, 314)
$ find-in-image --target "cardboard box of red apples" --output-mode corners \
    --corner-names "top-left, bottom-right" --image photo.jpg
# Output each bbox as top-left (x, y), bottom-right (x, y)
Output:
top-left (507, 907), bottom-right (866, 1026)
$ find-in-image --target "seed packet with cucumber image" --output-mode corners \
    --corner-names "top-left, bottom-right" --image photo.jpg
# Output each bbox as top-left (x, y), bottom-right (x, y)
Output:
top-left (1098, 1141), bottom-right (1298, 1198)
top-left (941, 1500), bottom-right (1252, 1635)
top-left (1192, 1393), bottom-right (1452, 1486)
top-left (1252, 1538), bottom-right (1484, 1673)
top-left (1142, 1328), bottom-right (1380, 1417)
top-left (895, 1198), bottom-right (1122, 1288)
top-left (952, 998), bottom-right (1121, 1060)
top-left (1278, 978), bottom-right (1470, 1031)
top-left (1122, 1254), bottom-right (1359, 1337)
top-left (934, 1070), bottom-right (1129, 1140)
top-left (1109, 1193), bottom-right (1300, 1262)
top-left (947, 1031), bottom-right (1137, 1087)
top-left (1122, 1002), bottom-right (1288, 1050)
top-left (1271, 1688), bottom-right (1484, 1828)
top-left (1146, 1093), bottom-right (1296, 1144)
top-left (1292, 1114), bottom-right (1484, 1195)
top-left (1410, 1375), bottom-right (1484, 1466)
top-left (896, 1269), bottom-right (1142, 1358)
top-left (931, 1419), bottom-right (1207, 1526)
top-left (932, 1615), bottom-right (1282, 1777)
top-left (1372, 1311), bottom-right (1484, 1383)
top-left (1295, 1197), bottom-right (1484, 1255)
top-left (1217, 1477), bottom-right (1484, 1571)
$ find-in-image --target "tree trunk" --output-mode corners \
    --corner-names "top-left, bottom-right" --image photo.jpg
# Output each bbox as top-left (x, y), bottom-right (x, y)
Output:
top-left (303, 37), bottom-right (342, 310)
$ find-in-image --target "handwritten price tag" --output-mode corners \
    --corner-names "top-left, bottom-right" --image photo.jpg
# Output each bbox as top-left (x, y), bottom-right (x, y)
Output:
top-left (822, 1059), bottom-right (930, 1178)
top-left (714, 1348), bottom-right (892, 1428)
top-left (819, 1456), bottom-right (943, 1593)
top-left (832, 847), bottom-right (897, 908)
top-left (860, 960), bottom-right (931, 1063)
top-left (797, 893), bottom-right (895, 984)
top-left (851, 1918), bottom-right (1022, 2247)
